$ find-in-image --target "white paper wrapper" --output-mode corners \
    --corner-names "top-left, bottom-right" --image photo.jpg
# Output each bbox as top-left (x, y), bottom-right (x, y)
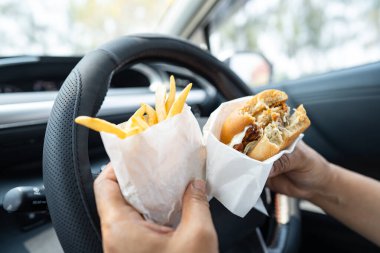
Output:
top-left (203, 96), bottom-right (303, 218)
top-left (100, 106), bottom-right (205, 226)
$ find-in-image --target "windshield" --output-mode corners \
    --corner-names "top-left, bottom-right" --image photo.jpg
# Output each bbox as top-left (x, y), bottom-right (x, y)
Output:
top-left (0, 0), bottom-right (175, 56)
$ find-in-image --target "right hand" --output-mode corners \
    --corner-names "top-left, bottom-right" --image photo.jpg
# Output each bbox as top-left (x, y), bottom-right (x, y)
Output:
top-left (266, 141), bottom-right (333, 201)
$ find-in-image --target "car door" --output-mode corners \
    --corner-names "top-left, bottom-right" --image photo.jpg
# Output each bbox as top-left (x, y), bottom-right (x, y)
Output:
top-left (201, 0), bottom-right (380, 252)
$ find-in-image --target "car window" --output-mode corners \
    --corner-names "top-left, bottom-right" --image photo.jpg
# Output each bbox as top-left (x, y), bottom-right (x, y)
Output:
top-left (209, 0), bottom-right (380, 86)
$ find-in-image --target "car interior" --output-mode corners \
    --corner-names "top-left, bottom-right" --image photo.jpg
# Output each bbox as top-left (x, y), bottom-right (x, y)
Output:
top-left (1, 0), bottom-right (380, 253)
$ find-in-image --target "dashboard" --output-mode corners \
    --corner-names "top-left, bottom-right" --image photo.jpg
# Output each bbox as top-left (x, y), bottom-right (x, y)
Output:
top-left (0, 69), bottom-right (149, 93)
top-left (0, 56), bottom-right (204, 93)
top-left (0, 56), bottom-right (221, 168)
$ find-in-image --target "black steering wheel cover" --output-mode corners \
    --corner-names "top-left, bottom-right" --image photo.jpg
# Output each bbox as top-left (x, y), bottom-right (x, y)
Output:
top-left (43, 35), bottom-right (252, 253)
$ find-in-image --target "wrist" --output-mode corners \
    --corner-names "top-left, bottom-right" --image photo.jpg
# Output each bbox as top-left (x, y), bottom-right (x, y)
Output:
top-left (308, 162), bottom-right (339, 204)
top-left (297, 142), bottom-right (336, 202)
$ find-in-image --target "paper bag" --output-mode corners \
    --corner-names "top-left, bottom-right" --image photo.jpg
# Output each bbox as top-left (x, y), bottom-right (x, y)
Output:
top-left (100, 106), bottom-right (205, 226)
top-left (203, 97), bottom-right (302, 217)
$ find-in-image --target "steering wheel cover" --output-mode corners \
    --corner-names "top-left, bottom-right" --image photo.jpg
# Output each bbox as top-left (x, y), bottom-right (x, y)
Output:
top-left (43, 35), bottom-right (252, 253)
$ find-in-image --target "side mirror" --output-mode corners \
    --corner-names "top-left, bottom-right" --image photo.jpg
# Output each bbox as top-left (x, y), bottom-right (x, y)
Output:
top-left (225, 52), bottom-right (273, 87)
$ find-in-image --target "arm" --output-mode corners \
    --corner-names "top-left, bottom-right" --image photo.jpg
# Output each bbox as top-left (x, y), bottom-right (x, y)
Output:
top-left (311, 163), bottom-right (380, 246)
top-left (267, 141), bottom-right (380, 246)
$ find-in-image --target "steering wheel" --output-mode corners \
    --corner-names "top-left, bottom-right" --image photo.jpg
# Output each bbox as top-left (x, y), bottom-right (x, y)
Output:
top-left (43, 35), bottom-right (299, 253)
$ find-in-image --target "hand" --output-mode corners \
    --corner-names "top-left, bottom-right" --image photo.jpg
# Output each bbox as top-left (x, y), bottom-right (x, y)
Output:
top-left (266, 141), bottom-right (332, 201)
top-left (268, 141), bottom-right (380, 246)
top-left (94, 164), bottom-right (218, 253)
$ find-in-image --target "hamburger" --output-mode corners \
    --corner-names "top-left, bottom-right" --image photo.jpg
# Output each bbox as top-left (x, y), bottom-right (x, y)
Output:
top-left (220, 89), bottom-right (310, 161)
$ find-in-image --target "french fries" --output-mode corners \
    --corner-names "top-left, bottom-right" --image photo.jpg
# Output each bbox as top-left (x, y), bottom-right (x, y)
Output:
top-left (143, 103), bottom-right (158, 126)
top-left (74, 116), bottom-right (138, 139)
top-left (155, 84), bottom-right (167, 122)
top-left (167, 83), bottom-right (192, 118)
top-left (165, 75), bottom-right (176, 112)
top-left (132, 104), bottom-right (147, 118)
top-left (131, 115), bottom-right (149, 130)
top-left (74, 76), bottom-right (192, 139)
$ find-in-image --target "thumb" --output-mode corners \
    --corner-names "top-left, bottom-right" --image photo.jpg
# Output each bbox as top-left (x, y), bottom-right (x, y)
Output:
top-left (179, 179), bottom-right (213, 228)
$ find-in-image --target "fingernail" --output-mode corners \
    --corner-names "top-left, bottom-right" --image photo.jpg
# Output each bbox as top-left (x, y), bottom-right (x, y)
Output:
top-left (192, 179), bottom-right (206, 194)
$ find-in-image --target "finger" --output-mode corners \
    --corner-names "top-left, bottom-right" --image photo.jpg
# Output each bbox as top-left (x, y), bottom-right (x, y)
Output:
top-left (269, 153), bottom-right (293, 178)
top-left (269, 141), bottom-right (309, 178)
top-left (267, 176), bottom-right (293, 194)
top-left (266, 176), bottom-right (309, 198)
top-left (98, 163), bottom-right (117, 181)
top-left (94, 164), bottom-right (142, 223)
top-left (179, 180), bottom-right (213, 229)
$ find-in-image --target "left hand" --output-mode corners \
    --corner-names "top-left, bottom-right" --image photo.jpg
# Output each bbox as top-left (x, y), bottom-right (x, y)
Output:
top-left (94, 164), bottom-right (218, 253)
top-left (267, 141), bottom-right (331, 201)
